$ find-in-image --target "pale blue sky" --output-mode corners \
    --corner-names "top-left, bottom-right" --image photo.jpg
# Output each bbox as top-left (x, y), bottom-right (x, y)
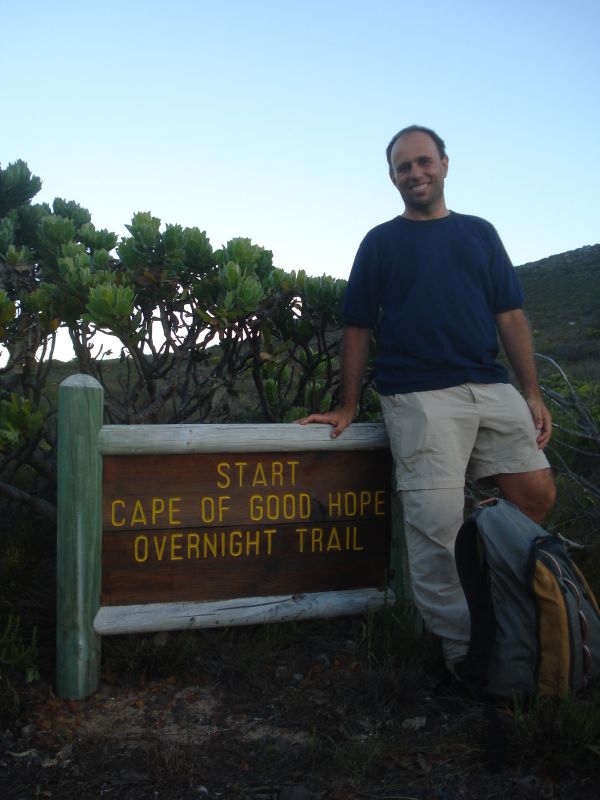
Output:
top-left (2, 0), bottom-right (599, 281)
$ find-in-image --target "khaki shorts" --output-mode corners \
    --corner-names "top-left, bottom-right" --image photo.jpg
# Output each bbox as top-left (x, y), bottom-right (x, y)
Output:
top-left (380, 383), bottom-right (550, 491)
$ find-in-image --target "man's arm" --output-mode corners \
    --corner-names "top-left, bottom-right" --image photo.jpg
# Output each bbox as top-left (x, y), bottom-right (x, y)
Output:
top-left (297, 325), bottom-right (371, 438)
top-left (495, 308), bottom-right (552, 449)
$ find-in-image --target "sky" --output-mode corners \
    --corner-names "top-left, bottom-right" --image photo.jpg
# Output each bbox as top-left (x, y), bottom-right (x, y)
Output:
top-left (2, 0), bottom-right (599, 282)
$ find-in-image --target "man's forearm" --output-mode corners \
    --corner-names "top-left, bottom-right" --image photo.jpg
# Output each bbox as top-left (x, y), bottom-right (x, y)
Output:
top-left (495, 309), bottom-right (541, 398)
top-left (496, 308), bottom-right (552, 448)
top-left (340, 325), bottom-right (372, 413)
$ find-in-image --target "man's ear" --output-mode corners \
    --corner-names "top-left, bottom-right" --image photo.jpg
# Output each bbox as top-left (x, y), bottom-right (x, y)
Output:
top-left (389, 168), bottom-right (398, 188)
top-left (442, 155), bottom-right (449, 178)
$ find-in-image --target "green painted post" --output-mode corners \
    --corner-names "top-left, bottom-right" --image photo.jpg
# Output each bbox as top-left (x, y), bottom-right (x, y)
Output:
top-left (56, 374), bottom-right (104, 699)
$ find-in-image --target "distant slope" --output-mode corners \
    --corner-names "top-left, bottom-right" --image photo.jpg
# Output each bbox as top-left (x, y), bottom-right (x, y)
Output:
top-left (516, 244), bottom-right (600, 365)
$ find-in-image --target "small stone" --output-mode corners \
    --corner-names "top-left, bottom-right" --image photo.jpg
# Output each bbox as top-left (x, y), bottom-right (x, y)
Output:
top-left (153, 631), bottom-right (169, 647)
top-left (20, 723), bottom-right (36, 737)
top-left (402, 715), bottom-right (427, 731)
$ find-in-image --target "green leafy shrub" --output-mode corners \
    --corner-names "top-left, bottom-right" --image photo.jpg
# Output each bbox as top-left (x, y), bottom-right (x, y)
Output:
top-left (1, 161), bottom-right (359, 519)
top-left (0, 614), bottom-right (39, 683)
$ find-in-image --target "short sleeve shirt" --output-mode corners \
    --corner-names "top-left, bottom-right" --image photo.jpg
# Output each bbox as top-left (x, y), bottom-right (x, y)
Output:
top-left (342, 212), bottom-right (524, 394)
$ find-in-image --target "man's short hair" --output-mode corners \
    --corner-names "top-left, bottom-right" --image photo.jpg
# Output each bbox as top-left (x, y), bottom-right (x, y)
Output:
top-left (386, 125), bottom-right (447, 167)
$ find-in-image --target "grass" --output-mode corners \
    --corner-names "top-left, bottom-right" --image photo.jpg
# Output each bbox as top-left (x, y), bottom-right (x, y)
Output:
top-left (511, 689), bottom-right (600, 774)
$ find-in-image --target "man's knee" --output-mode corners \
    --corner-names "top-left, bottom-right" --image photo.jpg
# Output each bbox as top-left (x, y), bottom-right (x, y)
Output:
top-left (522, 479), bottom-right (556, 523)
top-left (539, 474), bottom-right (557, 513)
top-left (494, 468), bottom-right (556, 524)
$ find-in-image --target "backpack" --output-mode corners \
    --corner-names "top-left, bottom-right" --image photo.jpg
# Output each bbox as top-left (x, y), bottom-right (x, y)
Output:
top-left (454, 498), bottom-right (600, 700)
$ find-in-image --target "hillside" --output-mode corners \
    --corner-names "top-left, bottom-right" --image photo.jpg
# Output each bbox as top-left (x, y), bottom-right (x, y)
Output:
top-left (517, 244), bottom-right (600, 372)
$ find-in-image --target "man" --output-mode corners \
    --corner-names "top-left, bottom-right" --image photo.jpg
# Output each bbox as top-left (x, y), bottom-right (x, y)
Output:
top-left (299, 125), bottom-right (556, 671)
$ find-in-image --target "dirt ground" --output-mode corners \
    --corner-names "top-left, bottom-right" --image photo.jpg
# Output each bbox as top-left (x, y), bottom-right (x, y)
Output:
top-left (1, 616), bottom-right (598, 800)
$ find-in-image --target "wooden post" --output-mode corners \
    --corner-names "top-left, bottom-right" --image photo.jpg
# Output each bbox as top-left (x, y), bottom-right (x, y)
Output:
top-left (56, 374), bottom-right (103, 699)
top-left (389, 481), bottom-right (423, 634)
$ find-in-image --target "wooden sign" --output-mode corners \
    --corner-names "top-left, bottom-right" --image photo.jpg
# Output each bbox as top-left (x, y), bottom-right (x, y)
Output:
top-left (102, 449), bottom-right (392, 606)
top-left (56, 374), bottom-right (398, 699)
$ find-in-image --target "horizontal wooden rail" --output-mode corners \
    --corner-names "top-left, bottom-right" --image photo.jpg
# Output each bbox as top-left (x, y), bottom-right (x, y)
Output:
top-left (94, 588), bottom-right (394, 635)
top-left (97, 422), bottom-right (388, 455)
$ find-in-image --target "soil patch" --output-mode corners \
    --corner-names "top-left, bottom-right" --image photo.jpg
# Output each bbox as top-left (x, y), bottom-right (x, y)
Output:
top-left (1, 617), bottom-right (598, 799)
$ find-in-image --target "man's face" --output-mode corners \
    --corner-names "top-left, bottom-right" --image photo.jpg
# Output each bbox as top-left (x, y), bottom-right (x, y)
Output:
top-left (388, 131), bottom-right (449, 219)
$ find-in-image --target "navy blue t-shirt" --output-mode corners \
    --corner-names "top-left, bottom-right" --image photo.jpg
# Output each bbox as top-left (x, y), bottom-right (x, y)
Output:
top-left (342, 212), bottom-right (524, 394)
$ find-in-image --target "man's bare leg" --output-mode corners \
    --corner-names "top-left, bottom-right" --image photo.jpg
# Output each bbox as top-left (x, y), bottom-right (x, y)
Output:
top-left (492, 468), bottom-right (556, 523)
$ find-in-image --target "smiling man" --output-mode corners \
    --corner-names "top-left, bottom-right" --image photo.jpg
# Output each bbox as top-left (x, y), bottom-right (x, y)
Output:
top-left (299, 125), bottom-right (556, 674)
top-left (388, 127), bottom-right (448, 219)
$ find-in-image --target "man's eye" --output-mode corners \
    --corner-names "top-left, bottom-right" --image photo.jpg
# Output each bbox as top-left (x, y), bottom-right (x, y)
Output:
top-left (418, 158), bottom-right (432, 166)
top-left (397, 164), bottom-right (409, 173)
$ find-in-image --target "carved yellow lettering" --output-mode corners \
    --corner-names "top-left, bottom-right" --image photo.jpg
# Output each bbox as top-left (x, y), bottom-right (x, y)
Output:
top-left (246, 529), bottom-right (260, 555)
top-left (328, 492), bottom-right (342, 517)
top-left (345, 492), bottom-right (357, 516)
top-left (217, 459), bottom-right (304, 488)
top-left (282, 493), bottom-right (295, 519)
top-left (230, 531), bottom-right (243, 557)
top-left (134, 535), bottom-right (148, 562)
top-left (131, 499), bottom-right (148, 526)
top-left (216, 462), bottom-right (231, 489)
top-left (327, 491), bottom-right (383, 518)
top-left (311, 527), bottom-right (324, 552)
top-left (249, 492), bottom-right (311, 522)
top-left (153, 535), bottom-right (167, 560)
top-left (264, 528), bottom-right (276, 555)
top-left (131, 529), bottom-right (283, 561)
top-left (188, 533), bottom-right (200, 558)
top-left (266, 495), bottom-right (279, 520)
top-left (218, 495), bottom-right (230, 522)
top-left (271, 461), bottom-right (283, 486)
top-left (151, 497), bottom-right (165, 524)
top-left (234, 461), bottom-right (248, 487)
top-left (201, 496), bottom-right (215, 523)
top-left (359, 491), bottom-right (371, 516)
top-left (352, 526), bottom-right (363, 551)
top-left (204, 533), bottom-right (218, 557)
top-left (327, 526), bottom-right (341, 551)
top-left (298, 492), bottom-right (311, 519)
top-left (249, 494), bottom-right (262, 521)
top-left (168, 497), bottom-right (181, 526)
top-left (252, 462), bottom-right (267, 486)
top-left (296, 527), bottom-right (308, 553)
top-left (170, 534), bottom-right (183, 560)
top-left (111, 499), bottom-right (126, 527)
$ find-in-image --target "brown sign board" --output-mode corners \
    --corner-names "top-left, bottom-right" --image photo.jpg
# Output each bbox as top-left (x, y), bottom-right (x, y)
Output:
top-left (102, 449), bottom-right (393, 606)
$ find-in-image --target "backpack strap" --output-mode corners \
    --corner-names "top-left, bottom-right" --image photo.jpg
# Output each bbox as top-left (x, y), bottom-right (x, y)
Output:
top-left (455, 518), bottom-right (496, 684)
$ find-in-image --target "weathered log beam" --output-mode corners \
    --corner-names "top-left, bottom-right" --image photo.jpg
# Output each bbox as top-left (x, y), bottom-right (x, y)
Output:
top-left (94, 587), bottom-right (395, 635)
top-left (97, 421), bottom-right (388, 455)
